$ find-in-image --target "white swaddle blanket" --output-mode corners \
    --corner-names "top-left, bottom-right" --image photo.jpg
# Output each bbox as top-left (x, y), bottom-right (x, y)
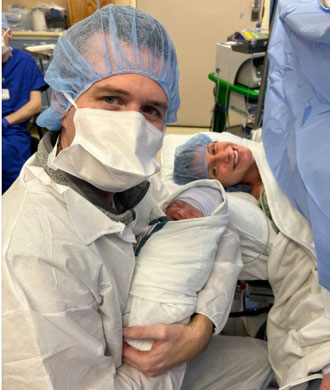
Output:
top-left (123, 180), bottom-right (231, 351)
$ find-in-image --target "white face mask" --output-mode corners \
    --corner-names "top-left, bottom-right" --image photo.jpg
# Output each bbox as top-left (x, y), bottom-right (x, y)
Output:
top-left (2, 29), bottom-right (10, 56)
top-left (47, 94), bottom-right (164, 192)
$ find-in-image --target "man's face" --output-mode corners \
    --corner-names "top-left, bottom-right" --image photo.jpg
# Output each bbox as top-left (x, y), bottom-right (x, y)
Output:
top-left (166, 200), bottom-right (203, 221)
top-left (60, 73), bottom-right (168, 149)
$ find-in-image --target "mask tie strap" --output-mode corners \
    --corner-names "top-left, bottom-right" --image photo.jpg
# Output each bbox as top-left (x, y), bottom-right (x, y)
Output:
top-left (63, 92), bottom-right (78, 110)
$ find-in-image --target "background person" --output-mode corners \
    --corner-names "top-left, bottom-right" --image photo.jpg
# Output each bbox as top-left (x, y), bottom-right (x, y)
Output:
top-left (2, 6), bottom-right (271, 390)
top-left (2, 14), bottom-right (48, 193)
top-left (173, 132), bottom-right (330, 390)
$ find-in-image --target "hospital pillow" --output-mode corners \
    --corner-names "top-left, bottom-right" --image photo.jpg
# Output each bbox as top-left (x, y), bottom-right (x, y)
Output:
top-left (160, 132), bottom-right (277, 280)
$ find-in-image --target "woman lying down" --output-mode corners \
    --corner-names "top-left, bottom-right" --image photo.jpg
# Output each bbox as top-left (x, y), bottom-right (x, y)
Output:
top-left (123, 179), bottom-right (243, 351)
top-left (172, 132), bottom-right (330, 390)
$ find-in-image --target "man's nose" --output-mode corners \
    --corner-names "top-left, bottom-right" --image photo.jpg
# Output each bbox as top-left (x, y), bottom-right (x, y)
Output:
top-left (124, 103), bottom-right (140, 113)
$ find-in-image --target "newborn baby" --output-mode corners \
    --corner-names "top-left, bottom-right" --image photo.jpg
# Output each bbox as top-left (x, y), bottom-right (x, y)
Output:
top-left (123, 180), bottom-right (238, 351)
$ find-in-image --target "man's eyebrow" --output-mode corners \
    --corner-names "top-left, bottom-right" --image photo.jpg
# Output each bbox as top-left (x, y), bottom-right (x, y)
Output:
top-left (145, 99), bottom-right (168, 110)
top-left (91, 85), bottom-right (168, 109)
top-left (91, 85), bottom-right (131, 96)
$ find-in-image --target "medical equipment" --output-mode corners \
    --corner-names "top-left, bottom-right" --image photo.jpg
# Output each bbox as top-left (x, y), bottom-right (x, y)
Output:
top-left (215, 42), bottom-right (265, 88)
top-left (209, 29), bottom-right (269, 132)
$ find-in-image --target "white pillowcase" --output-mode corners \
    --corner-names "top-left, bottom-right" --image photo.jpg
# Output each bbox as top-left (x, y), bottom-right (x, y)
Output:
top-left (159, 131), bottom-right (277, 280)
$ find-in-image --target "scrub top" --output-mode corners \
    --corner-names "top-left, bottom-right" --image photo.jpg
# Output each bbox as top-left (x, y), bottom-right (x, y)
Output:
top-left (2, 49), bottom-right (48, 193)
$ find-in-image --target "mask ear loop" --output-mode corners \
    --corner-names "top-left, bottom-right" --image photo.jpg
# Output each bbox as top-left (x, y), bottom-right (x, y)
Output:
top-left (63, 92), bottom-right (79, 110)
top-left (56, 93), bottom-right (79, 153)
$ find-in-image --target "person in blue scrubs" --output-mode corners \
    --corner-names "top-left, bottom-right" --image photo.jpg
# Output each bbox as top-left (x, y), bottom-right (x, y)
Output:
top-left (2, 14), bottom-right (48, 193)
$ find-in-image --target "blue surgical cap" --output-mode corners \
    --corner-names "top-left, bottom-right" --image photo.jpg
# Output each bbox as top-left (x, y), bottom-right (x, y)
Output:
top-left (173, 134), bottom-right (211, 184)
top-left (2, 14), bottom-right (9, 30)
top-left (37, 5), bottom-right (180, 130)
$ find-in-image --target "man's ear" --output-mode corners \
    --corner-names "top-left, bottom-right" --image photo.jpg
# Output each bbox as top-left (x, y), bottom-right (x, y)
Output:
top-left (50, 91), bottom-right (73, 132)
top-left (7, 29), bottom-right (12, 39)
top-left (61, 115), bottom-right (67, 130)
top-left (51, 91), bottom-right (69, 127)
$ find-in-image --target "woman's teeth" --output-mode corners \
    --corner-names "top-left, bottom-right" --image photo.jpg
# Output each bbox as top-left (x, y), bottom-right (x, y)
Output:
top-left (234, 150), bottom-right (238, 168)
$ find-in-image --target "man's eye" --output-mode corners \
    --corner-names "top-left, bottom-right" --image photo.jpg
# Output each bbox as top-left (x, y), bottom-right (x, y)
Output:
top-left (212, 165), bottom-right (217, 177)
top-left (104, 96), bottom-right (120, 105)
top-left (143, 106), bottom-right (160, 117)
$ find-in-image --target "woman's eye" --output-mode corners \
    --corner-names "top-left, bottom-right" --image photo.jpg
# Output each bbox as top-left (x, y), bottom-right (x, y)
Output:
top-left (211, 143), bottom-right (216, 155)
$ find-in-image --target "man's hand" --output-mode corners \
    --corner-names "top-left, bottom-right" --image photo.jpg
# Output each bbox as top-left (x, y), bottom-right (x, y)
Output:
top-left (122, 314), bottom-right (213, 377)
top-left (321, 373), bottom-right (330, 390)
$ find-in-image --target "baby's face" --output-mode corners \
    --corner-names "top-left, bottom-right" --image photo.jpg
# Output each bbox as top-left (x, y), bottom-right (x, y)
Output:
top-left (165, 200), bottom-right (203, 221)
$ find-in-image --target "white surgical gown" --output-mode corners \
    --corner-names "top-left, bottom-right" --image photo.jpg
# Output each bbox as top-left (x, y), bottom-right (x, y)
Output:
top-left (2, 148), bottom-right (241, 389)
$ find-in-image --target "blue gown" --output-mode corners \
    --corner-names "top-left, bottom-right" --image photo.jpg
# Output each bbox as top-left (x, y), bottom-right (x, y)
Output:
top-left (2, 49), bottom-right (48, 193)
top-left (263, 0), bottom-right (330, 290)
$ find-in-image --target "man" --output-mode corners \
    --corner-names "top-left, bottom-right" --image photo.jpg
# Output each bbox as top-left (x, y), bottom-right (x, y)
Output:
top-left (2, 6), bottom-right (271, 389)
top-left (2, 14), bottom-right (48, 193)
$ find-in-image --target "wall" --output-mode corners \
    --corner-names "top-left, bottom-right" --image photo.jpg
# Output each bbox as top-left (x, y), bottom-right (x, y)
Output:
top-left (113, 0), bottom-right (131, 4)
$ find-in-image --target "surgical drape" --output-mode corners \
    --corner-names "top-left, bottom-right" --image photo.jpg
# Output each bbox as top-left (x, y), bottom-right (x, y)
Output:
top-left (263, 0), bottom-right (330, 290)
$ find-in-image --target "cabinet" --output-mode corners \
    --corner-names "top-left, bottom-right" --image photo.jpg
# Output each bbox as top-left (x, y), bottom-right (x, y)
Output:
top-left (66, 0), bottom-right (115, 26)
